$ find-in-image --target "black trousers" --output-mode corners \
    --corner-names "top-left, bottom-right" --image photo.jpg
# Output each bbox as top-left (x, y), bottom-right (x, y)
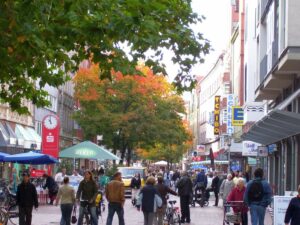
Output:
top-left (19, 206), bottom-right (33, 225)
top-left (234, 212), bottom-right (248, 225)
top-left (180, 195), bottom-right (190, 222)
top-left (214, 190), bottom-right (219, 206)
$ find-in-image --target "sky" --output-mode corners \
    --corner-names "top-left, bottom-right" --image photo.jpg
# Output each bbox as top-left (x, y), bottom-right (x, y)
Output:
top-left (164, 0), bottom-right (231, 99)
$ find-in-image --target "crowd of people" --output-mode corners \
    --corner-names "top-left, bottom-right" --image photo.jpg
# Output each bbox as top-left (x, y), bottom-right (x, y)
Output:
top-left (12, 166), bottom-right (300, 225)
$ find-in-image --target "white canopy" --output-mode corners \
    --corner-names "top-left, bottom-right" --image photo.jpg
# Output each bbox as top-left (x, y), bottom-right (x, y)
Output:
top-left (154, 160), bottom-right (168, 165)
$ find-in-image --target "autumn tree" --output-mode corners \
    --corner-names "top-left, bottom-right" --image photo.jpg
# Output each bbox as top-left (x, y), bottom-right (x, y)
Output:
top-left (0, 0), bottom-right (210, 113)
top-left (73, 63), bottom-right (190, 165)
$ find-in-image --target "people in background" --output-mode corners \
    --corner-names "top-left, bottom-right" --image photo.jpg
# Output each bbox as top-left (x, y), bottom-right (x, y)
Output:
top-left (16, 172), bottom-right (38, 225)
top-left (55, 168), bottom-right (68, 184)
top-left (137, 176), bottom-right (162, 225)
top-left (55, 177), bottom-right (75, 225)
top-left (284, 185), bottom-right (300, 225)
top-left (154, 176), bottom-right (177, 225)
top-left (76, 170), bottom-right (98, 225)
top-left (220, 174), bottom-right (235, 211)
top-left (11, 167), bottom-right (19, 193)
top-left (105, 172), bottom-right (125, 225)
top-left (43, 173), bottom-right (59, 205)
top-left (227, 178), bottom-right (248, 225)
top-left (211, 172), bottom-right (220, 206)
top-left (244, 168), bottom-right (272, 225)
top-left (130, 173), bottom-right (141, 204)
top-left (176, 171), bottom-right (193, 224)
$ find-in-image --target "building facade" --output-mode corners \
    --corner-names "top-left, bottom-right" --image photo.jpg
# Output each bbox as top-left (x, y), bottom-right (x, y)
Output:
top-left (242, 0), bottom-right (300, 195)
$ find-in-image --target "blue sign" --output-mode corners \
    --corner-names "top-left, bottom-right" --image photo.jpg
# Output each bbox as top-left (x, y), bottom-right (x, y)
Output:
top-left (232, 107), bottom-right (244, 126)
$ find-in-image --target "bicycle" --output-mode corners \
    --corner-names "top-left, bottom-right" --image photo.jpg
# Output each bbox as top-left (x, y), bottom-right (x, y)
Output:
top-left (165, 200), bottom-right (181, 225)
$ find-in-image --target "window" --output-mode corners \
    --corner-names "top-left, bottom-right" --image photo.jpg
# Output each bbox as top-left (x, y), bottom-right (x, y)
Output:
top-left (45, 95), bottom-right (57, 112)
top-left (35, 121), bottom-right (42, 135)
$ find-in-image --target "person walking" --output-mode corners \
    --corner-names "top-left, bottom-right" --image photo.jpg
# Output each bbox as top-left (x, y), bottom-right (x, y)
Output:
top-left (55, 168), bottom-right (68, 184)
top-left (43, 173), bottom-right (59, 205)
top-left (130, 173), bottom-right (141, 205)
top-left (11, 168), bottom-right (19, 193)
top-left (176, 171), bottom-right (193, 224)
top-left (244, 168), bottom-right (272, 225)
top-left (137, 176), bottom-right (162, 225)
top-left (211, 172), bottom-right (220, 206)
top-left (227, 178), bottom-right (248, 225)
top-left (105, 172), bottom-right (125, 225)
top-left (55, 177), bottom-right (76, 225)
top-left (154, 176), bottom-right (177, 225)
top-left (285, 185), bottom-right (300, 225)
top-left (220, 174), bottom-right (235, 207)
top-left (16, 172), bottom-right (38, 225)
top-left (76, 170), bottom-right (98, 225)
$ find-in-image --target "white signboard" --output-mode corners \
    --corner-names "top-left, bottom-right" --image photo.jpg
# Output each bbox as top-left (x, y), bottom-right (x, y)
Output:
top-left (227, 94), bottom-right (234, 135)
top-left (258, 146), bottom-right (268, 157)
top-left (196, 145), bottom-right (206, 156)
top-left (274, 196), bottom-right (293, 225)
top-left (242, 141), bottom-right (259, 156)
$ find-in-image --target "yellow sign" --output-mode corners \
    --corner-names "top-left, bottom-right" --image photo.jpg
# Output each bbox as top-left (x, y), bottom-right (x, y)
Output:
top-left (214, 96), bottom-right (221, 135)
top-left (232, 106), bottom-right (244, 126)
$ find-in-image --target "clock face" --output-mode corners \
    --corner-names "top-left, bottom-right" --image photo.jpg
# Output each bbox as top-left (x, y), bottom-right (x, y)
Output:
top-left (43, 115), bottom-right (58, 130)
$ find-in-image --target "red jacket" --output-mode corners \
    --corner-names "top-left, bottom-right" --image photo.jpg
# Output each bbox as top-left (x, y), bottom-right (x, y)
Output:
top-left (227, 186), bottom-right (248, 213)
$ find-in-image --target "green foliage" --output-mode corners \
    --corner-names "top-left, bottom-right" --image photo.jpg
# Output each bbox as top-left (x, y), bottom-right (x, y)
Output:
top-left (0, 0), bottom-right (210, 113)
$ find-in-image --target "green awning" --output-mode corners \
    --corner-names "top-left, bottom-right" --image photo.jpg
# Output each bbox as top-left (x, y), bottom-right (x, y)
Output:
top-left (59, 141), bottom-right (119, 160)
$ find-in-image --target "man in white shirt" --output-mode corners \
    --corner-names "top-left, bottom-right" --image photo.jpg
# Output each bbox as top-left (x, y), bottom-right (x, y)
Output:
top-left (55, 168), bottom-right (67, 184)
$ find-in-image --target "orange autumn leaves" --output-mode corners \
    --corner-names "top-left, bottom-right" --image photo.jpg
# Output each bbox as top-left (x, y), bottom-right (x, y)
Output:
top-left (74, 63), bottom-right (171, 102)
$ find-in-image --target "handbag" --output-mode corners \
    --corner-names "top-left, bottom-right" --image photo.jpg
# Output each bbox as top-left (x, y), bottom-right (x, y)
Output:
top-left (71, 206), bottom-right (77, 224)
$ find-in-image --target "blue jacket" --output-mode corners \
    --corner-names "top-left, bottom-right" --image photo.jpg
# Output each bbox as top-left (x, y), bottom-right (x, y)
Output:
top-left (195, 172), bottom-right (207, 187)
top-left (284, 196), bottom-right (300, 225)
top-left (243, 178), bottom-right (272, 207)
top-left (136, 185), bottom-right (162, 213)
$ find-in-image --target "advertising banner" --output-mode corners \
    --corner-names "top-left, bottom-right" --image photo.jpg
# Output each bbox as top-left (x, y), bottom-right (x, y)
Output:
top-left (242, 141), bottom-right (259, 156)
top-left (196, 145), bottom-right (206, 156)
top-left (227, 94), bottom-right (234, 134)
top-left (232, 106), bottom-right (244, 126)
top-left (273, 196), bottom-right (293, 225)
top-left (214, 96), bottom-right (221, 135)
top-left (42, 114), bottom-right (60, 158)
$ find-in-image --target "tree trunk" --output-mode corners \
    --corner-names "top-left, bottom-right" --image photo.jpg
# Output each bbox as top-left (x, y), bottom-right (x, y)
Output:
top-left (126, 148), bottom-right (132, 166)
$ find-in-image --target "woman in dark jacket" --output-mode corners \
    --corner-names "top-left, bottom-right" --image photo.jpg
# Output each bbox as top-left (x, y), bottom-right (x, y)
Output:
top-left (285, 185), bottom-right (300, 225)
top-left (43, 174), bottom-right (58, 205)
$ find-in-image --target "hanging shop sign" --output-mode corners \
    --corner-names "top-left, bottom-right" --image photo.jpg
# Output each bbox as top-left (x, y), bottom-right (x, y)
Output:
top-left (242, 141), bottom-right (259, 156)
top-left (214, 96), bottom-right (221, 135)
top-left (232, 106), bottom-right (244, 126)
top-left (196, 145), bottom-right (206, 156)
top-left (227, 94), bottom-right (234, 134)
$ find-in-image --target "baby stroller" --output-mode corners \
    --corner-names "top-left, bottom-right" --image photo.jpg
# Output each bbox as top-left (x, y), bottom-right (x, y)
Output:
top-left (191, 183), bottom-right (209, 207)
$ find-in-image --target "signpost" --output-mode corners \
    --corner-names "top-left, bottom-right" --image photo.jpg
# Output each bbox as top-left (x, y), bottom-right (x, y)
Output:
top-left (42, 114), bottom-right (60, 158)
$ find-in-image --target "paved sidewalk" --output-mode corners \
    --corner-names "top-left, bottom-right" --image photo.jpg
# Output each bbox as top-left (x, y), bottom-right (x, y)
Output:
top-left (30, 199), bottom-right (273, 225)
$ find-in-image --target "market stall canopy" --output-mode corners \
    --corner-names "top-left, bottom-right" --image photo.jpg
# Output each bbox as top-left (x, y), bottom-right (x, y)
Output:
top-left (59, 141), bottom-right (119, 160)
top-left (0, 152), bottom-right (9, 161)
top-left (3, 151), bottom-right (58, 164)
top-left (154, 160), bottom-right (168, 166)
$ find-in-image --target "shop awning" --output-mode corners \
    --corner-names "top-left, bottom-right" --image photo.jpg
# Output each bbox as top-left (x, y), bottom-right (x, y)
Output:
top-left (15, 125), bottom-right (36, 149)
top-left (3, 122), bottom-right (17, 146)
top-left (242, 110), bottom-right (300, 145)
top-left (0, 122), bottom-right (9, 147)
top-left (26, 127), bottom-right (41, 150)
top-left (191, 160), bottom-right (229, 165)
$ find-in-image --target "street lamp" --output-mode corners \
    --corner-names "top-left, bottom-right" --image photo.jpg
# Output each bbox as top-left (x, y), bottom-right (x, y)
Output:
top-left (227, 142), bottom-right (231, 174)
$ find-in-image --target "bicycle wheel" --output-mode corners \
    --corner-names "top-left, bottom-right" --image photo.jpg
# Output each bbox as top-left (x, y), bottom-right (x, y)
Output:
top-left (8, 204), bottom-right (18, 225)
top-left (174, 213), bottom-right (181, 225)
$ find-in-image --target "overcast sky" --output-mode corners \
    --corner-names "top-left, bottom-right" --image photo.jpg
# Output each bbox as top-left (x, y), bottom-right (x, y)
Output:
top-left (164, 0), bottom-right (231, 99)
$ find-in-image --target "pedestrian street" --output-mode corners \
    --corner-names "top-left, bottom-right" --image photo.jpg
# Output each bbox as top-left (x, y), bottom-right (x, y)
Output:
top-left (30, 198), bottom-right (272, 225)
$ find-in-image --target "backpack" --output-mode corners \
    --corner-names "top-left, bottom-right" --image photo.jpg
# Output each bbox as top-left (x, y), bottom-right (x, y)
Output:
top-left (248, 180), bottom-right (264, 202)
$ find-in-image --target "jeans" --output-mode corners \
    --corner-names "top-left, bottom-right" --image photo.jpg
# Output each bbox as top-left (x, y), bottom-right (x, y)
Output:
top-left (250, 204), bottom-right (266, 225)
top-left (77, 205), bottom-right (98, 225)
top-left (143, 212), bottom-right (155, 225)
top-left (60, 204), bottom-right (73, 225)
top-left (106, 202), bottom-right (125, 225)
top-left (154, 204), bottom-right (166, 225)
top-left (19, 206), bottom-right (33, 225)
top-left (180, 195), bottom-right (190, 222)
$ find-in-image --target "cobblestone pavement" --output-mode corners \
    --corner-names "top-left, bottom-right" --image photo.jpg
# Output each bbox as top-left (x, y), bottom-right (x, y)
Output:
top-left (29, 198), bottom-right (272, 225)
